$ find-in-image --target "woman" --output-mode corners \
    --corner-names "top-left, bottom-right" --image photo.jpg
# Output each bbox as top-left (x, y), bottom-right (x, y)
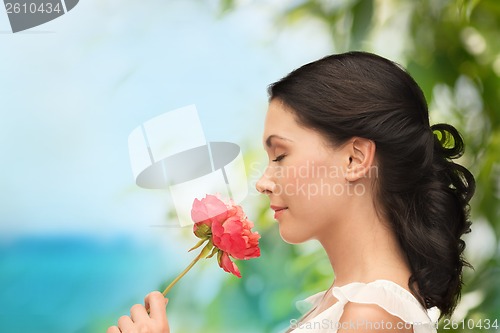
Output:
top-left (107, 52), bottom-right (475, 333)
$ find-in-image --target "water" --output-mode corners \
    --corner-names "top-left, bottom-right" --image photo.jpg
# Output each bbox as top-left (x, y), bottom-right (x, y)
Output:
top-left (0, 235), bottom-right (171, 333)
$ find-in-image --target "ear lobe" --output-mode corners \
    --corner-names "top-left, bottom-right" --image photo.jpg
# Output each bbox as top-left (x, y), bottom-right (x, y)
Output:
top-left (345, 138), bottom-right (376, 182)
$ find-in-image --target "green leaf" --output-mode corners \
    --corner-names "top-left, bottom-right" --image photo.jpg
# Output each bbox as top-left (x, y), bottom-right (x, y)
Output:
top-left (188, 238), bottom-right (207, 252)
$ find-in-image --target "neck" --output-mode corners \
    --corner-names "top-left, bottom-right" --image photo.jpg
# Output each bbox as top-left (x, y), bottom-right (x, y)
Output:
top-left (317, 197), bottom-right (412, 291)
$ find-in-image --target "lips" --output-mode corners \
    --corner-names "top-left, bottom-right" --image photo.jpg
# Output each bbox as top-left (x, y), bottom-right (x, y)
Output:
top-left (270, 205), bottom-right (288, 219)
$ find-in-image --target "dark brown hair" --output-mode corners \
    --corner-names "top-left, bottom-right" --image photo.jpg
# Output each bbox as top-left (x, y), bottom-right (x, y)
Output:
top-left (268, 51), bottom-right (475, 317)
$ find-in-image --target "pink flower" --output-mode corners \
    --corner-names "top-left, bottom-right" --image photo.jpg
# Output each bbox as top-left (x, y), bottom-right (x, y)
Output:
top-left (191, 194), bottom-right (260, 278)
top-left (159, 194), bottom-right (260, 296)
top-left (191, 194), bottom-right (229, 224)
top-left (191, 194), bottom-right (228, 239)
top-left (212, 212), bottom-right (261, 260)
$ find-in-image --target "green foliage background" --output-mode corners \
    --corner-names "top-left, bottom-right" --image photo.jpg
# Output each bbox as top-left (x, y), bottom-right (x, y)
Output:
top-left (172, 1), bottom-right (499, 332)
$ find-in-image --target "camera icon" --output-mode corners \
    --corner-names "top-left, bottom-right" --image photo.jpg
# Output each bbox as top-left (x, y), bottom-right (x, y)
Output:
top-left (4, 0), bottom-right (79, 33)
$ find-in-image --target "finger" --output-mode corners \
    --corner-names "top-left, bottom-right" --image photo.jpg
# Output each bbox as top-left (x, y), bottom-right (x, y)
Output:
top-left (106, 326), bottom-right (120, 333)
top-left (117, 315), bottom-right (134, 331)
top-left (144, 291), bottom-right (168, 321)
top-left (130, 303), bottom-right (149, 323)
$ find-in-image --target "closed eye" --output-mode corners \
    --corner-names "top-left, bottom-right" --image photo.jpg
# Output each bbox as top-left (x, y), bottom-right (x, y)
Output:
top-left (272, 154), bottom-right (286, 162)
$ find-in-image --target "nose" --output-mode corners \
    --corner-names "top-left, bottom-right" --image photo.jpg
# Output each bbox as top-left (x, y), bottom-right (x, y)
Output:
top-left (256, 167), bottom-right (275, 195)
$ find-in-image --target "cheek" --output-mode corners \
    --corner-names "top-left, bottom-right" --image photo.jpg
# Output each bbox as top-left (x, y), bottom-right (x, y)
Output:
top-left (286, 159), bottom-right (345, 198)
top-left (276, 155), bottom-right (351, 242)
top-left (295, 161), bottom-right (348, 216)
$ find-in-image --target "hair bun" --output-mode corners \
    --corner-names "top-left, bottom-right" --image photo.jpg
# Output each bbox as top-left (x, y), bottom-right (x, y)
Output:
top-left (431, 123), bottom-right (475, 204)
top-left (431, 123), bottom-right (465, 159)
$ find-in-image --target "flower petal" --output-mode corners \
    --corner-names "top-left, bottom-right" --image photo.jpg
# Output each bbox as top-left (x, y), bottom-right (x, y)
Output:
top-left (219, 252), bottom-right (241, 278)
top-left (191, 194), bottom-right (228, 224)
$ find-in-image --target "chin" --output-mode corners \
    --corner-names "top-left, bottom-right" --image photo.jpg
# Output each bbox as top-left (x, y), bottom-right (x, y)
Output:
top-left (278, 225), bottom-right (310, 244)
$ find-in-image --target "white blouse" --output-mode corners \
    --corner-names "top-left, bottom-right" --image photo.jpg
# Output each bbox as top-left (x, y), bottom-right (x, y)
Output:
top-left (289, 280), bottom-right (439, 333)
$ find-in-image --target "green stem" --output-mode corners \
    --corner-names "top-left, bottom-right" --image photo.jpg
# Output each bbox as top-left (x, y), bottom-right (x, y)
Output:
top-left (161, 241), bottom-right (212, 296)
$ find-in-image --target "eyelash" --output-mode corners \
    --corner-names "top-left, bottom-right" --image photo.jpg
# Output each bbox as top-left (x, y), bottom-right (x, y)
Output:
top-left (272, 154), bottom-right (286, 162)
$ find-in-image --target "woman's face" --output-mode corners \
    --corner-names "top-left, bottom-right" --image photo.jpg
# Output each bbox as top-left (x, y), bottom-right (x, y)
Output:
top-left (256, 99), bottom-right (353, 244)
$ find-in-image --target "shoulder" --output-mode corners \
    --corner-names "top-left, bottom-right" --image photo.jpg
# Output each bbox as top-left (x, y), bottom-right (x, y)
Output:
top-left (338, 301), bottom-right (413, 333)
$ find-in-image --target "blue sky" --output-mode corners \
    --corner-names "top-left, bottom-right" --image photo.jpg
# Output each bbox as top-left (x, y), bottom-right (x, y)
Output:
top-left (0, 0), bottom-right (333, 238)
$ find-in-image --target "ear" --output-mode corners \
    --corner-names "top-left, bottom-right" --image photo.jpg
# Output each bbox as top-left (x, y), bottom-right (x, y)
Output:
top-left (344, 137), bottom-right (376, 182)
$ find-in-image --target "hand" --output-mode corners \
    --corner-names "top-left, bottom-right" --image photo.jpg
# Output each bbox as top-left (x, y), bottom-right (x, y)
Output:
top-left (107, 291), bottom-right (170, 333)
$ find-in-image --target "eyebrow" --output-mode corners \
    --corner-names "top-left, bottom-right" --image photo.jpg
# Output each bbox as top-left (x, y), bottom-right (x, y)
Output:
top-left (265, 134), bottom-right (293, 148)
